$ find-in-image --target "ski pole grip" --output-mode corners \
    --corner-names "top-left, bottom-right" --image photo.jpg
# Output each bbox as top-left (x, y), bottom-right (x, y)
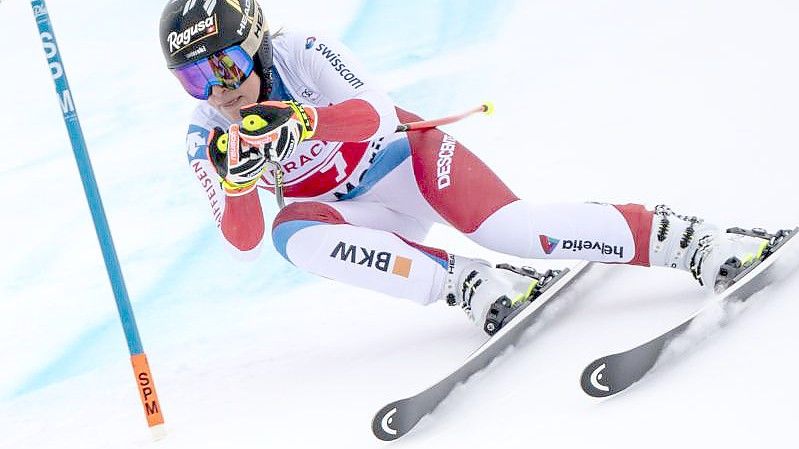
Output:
top-left (396, 102), bottom-right (494, 132)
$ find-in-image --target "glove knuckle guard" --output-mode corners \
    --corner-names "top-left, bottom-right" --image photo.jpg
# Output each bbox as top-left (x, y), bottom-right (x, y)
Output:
top-left (239, 103), bottom-right (293, 135)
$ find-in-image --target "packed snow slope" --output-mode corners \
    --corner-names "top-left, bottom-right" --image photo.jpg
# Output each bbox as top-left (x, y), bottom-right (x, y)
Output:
top-left (1, 1), bottom-right (798, 448)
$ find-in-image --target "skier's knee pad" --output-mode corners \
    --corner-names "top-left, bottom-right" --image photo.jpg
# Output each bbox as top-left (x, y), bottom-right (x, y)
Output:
top-left (271, 202), bottom-right (348, 262)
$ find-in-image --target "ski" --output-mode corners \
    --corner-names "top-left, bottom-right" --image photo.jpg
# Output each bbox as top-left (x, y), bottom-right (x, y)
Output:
top-left (580, 227), bottom-right (798, 398)
top-left (372, 261), bottom-right (594, 441)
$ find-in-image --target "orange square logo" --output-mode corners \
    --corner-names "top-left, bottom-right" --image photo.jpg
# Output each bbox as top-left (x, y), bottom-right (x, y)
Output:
top-left (392, 256), bottom-right (412, 278)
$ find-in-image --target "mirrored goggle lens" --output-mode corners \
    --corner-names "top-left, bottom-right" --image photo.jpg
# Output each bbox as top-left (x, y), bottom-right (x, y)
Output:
top-left (172, 46), bottom-right (255, 100)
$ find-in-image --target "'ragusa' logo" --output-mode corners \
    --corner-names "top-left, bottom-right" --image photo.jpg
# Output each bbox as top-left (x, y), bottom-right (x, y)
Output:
top-left (167, 16), bottom-right (217, 54)
top-left (305, 36), bottom-right (316, 49)
top-left (539, 235), bottom-right (560, 255)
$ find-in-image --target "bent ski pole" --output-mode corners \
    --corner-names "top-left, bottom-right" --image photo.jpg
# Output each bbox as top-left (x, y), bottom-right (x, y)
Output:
top-left (396, 102), bottom-right (494, 132)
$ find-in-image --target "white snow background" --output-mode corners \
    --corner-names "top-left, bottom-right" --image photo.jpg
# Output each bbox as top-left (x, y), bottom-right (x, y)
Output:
top-left (1, 0), bottom-right (798, 448)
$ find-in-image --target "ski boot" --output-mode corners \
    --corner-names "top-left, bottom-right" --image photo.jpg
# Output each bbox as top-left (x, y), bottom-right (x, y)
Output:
top-left (650, 205), bottom-right (792, 292)
top-left (444, 256), bottom-right (565, 335)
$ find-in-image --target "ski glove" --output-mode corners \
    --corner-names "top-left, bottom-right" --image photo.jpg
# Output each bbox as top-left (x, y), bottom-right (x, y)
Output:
top-left (207, 124), bottom-right (268, 196)
top-left (206, 101), bottom-right (318, 195)
top-left (239, 100), bottom-right (317, 160)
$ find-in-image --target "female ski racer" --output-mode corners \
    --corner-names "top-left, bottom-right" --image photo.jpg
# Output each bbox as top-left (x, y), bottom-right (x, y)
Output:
top-left (159, 0), bottom-right (769, 334)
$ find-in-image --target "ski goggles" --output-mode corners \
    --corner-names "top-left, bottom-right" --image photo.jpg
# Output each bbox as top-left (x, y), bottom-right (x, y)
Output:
top-left (171, 46), bottom-right (254, 100)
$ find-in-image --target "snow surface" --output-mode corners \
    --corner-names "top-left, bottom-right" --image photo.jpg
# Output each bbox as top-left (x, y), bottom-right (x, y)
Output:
top-left (2, 0), bottom-right (798, 448)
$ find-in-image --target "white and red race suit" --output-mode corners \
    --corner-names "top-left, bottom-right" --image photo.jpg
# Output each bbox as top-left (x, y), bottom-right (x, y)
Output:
top-left (184, 31), bottom-right (654, 305)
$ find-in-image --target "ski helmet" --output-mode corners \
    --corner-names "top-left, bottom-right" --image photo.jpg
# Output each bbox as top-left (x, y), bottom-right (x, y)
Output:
top-left (159, 0), bottom-right (273, 99)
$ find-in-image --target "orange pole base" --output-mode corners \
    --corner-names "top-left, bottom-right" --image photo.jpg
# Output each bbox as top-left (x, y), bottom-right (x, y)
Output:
top-left (130, 354), bottom-right (165, 427)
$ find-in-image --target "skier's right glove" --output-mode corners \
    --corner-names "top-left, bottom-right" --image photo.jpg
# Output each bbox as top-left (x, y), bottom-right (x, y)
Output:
top-left (206, 124), bottom-right (268, 196)
top-left (238, 101), bottom-right (318, 161)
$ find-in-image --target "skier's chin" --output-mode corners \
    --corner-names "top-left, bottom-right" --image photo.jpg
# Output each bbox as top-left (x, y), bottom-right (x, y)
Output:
top-left (217, 97), bottom-right (245, 121)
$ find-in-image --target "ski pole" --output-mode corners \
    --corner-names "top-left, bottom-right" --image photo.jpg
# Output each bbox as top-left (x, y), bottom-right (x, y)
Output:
top-left (396, 102), bottom-right (495, 132)
top-left (30, 0), bottom-right (165, 437)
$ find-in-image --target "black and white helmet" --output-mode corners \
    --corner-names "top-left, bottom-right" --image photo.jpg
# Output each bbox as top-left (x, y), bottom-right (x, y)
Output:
top-left (159, 0), bottom-right (273, 97)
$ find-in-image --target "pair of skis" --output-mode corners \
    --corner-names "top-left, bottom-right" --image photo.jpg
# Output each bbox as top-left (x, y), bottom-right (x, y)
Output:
top-left (372, 227), bottom-right (798, 441)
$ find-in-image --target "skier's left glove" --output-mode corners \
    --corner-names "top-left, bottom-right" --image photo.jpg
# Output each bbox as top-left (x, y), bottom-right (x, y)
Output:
top-left (238, 100), bottom-right (318, 162)
top-left (206, 124), bottom-right (269, 196)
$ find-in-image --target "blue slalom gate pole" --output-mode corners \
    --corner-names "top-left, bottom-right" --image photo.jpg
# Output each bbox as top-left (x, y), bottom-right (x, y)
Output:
top-left (30, 0), bottom-right (165, 432)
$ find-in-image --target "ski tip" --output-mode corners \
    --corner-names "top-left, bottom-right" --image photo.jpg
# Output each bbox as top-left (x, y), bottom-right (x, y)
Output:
top-left (372, 397), bottom-right (430, 441)
top-left (372, 403), bottom-right (406, 441)
top-left (580, 359), bottom-right (617, 398)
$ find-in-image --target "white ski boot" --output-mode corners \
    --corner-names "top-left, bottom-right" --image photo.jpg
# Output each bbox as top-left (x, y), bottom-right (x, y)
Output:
top-left (649, 205), bottom-right (770, 292)
top-left (444, 256), bottom-right (547, 335)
